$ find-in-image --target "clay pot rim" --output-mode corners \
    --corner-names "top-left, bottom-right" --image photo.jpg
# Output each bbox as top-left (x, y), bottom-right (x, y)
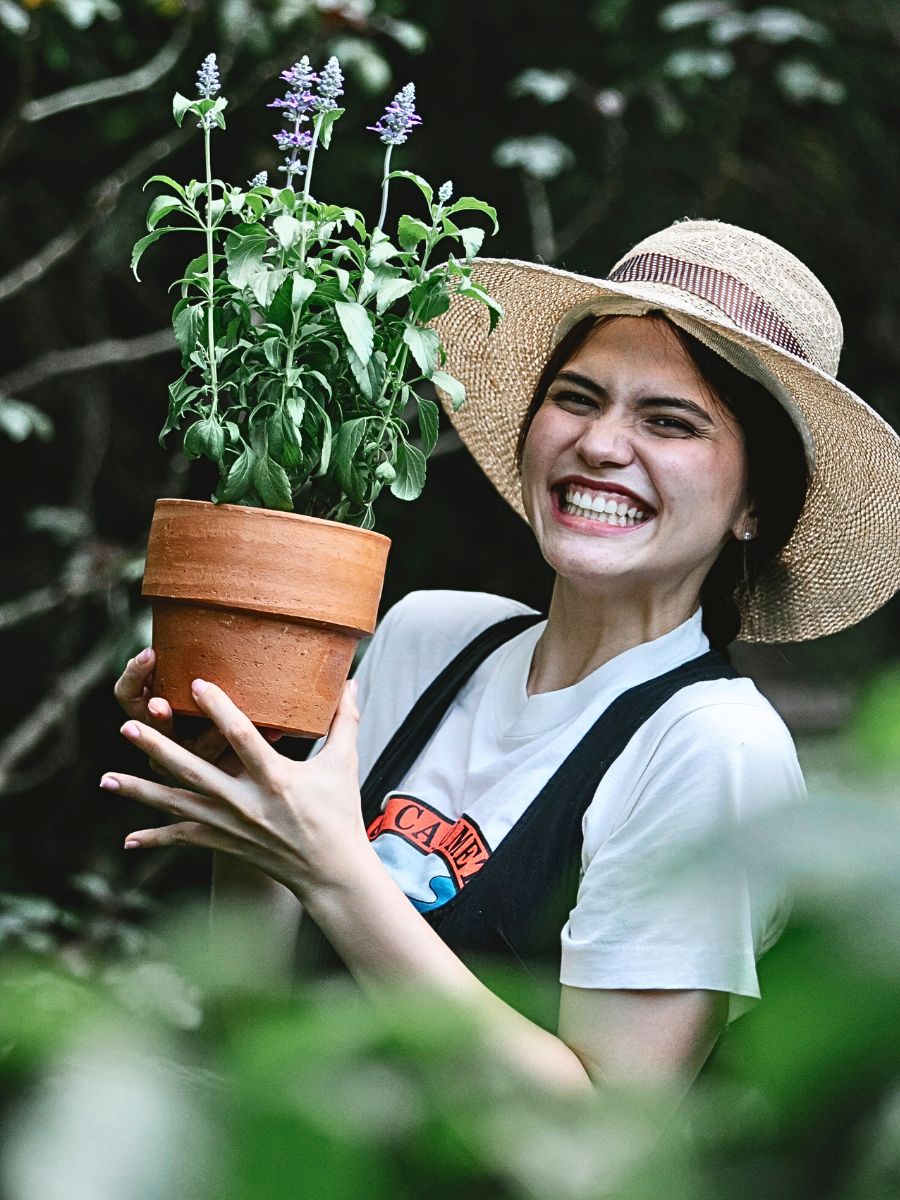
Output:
top-left (153, 497), bottom-right (391, 547)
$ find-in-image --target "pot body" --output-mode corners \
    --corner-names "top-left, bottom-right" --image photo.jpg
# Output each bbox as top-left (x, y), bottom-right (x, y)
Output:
top-left (141, 499), bottom-right (391, 737)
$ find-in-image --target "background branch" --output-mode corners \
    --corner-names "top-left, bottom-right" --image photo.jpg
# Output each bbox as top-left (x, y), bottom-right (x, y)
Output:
top-left (21, 22), bottom-right (192, 124)
top-left (0, 329), bottom-right (175, 396)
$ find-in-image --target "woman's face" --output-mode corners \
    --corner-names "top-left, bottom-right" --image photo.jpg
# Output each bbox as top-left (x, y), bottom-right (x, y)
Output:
top-left (520, 316), bottom-right (753, 607)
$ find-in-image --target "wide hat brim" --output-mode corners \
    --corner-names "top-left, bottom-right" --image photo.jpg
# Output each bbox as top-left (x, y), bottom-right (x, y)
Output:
top-left (431, 257), bottom-right (900, 643)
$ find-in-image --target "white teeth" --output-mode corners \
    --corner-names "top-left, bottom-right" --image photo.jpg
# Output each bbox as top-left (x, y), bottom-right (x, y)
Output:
top-left (560, 485), bottom-right (653, 527)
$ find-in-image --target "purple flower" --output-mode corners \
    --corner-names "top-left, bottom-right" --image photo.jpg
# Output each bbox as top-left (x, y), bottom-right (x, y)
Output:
top-left (267, 93), bottom-right (314, 113)
top-left (248, 170), bottom-right (268, 187)
top-left (196, 53), bottom-right (220, 99)
top-left (274, 129), bottom-right (314, 151)
top-left (438, 180), bottom-right (453, 204)
top-left (280, 57), bottom-right (318, 92)
top-left (367, 83), bottom-right (422, 146)
top-left (314, 56), bottom-right (344, 112)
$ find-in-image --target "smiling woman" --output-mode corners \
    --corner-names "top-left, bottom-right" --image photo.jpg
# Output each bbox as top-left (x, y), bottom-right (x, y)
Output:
top-left (108, 219), bottom-right (900, 1101)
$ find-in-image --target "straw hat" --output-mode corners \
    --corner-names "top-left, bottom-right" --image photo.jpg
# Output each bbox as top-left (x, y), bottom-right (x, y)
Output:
top-left (431, 219), bottom-right (900, 642)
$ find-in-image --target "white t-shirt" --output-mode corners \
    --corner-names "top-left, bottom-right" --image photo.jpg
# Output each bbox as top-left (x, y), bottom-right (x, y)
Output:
top-left (316, 588), bottom-right (806, 1025)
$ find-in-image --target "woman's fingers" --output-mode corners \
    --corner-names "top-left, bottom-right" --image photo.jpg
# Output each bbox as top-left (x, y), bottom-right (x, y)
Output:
top-left (100, 770), bottom-right (221, 826)
top-left (188, 680), bottom-right (282, 783)
top-left (318, 678), bottom-right (360, 764)
top-left (118, 721), bottom-right (234, 802)
top-left (113, 648), bottom-right (159, 720)
top-left (122, 820), bottom-right (237, 854)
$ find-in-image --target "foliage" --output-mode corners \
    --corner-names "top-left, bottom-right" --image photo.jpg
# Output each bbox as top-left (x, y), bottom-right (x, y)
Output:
top-left (134, 55), bottom-right (499, 527)
top-left (1, 793), bottom-right (899, 1197)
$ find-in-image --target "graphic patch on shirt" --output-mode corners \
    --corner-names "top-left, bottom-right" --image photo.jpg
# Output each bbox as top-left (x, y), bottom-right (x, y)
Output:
top-left (367, 793), bottom-right (491, 914)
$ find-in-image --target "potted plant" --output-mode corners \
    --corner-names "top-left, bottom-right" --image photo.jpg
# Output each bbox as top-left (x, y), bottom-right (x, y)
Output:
top-left (133, 53), bottom-right (500, 737)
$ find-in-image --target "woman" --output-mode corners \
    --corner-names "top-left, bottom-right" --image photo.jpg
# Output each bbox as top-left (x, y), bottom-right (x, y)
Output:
top-left (107, 219), bottom-right (900, 1096)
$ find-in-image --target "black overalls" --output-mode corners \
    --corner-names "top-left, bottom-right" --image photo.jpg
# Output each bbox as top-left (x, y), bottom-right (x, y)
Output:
top-left (295, 613), bottom-right (738, 998)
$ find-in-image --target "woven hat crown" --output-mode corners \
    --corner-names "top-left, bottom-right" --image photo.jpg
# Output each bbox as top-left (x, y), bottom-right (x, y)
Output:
top-left (611, 219), bottom-right (843, 375)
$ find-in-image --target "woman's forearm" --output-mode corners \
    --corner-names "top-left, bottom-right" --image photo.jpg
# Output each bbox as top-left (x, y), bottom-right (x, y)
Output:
top-left (299, 846), bottom-right (594, 1095)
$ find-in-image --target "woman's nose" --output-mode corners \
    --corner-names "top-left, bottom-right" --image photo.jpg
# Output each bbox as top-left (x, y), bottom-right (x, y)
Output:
top-left (575, 412), bottom-right (635, 467)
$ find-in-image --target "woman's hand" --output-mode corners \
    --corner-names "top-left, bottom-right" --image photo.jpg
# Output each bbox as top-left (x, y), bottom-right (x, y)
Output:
top-left (101, 676), bottom-right (370, 900)
top-left (113, 648), bottom-right (279, 779)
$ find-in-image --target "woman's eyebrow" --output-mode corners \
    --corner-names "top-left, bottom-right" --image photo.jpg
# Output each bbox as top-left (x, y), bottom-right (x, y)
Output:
top-left (552, 370), bottom-right (714, 423)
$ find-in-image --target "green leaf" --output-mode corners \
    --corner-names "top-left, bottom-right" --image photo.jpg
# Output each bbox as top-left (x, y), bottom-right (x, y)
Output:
top-left (143, 174), bottom-right (187, 200)
top-left (172, 301), bottom-right (205, 360)
top-left (291, 276), bottom-right (315, 310)
top-left (386, 170), bottom-right (433, 206)
top-left (220, 447), bottom-right (255, 503)
top-left (458, 226), bottom-right (485, 260)
top-left (317, 106), bottom-right (345, 149)
top-left (368, 238), bottom-right (400, 266)
top-left (349, 348), bottom-right (386, 403)
top-left (225, 223), bottom-right (270, 288)
top-left (402, 325), bottom-right (440, 378)
top-left (252, 455), bottom-right (293, 510)
top-left (314, 409), bottom-right (333, 477)
top-left (409, 278), bottom-right (451, 323)
top-left (262, 337), bottom-right (282, 370)
top-left (456, 277), bottom-right (504, 331)
top-left (131, 229), bottom-right (178, 280)
top-left (335, 300), bottom-right (374, 366)
top-left (267, 409), bottom-right (302, 470)
top-left (183, 416), bottom-right (225, 463)
top-left (0, 397), bottom-right (54, 443)
top-left (172, 92), bottom-right (193, 127)
top-left (397, 215), bottom-right (430, 251)
top-left (416, 395), bottom-right (440, 453)
top-left (431, 369), bottom-right (466, 412)
top-left (390, 439), bottom-right (427, 501)
top-left (376, 277), bottom-right (415, 314)
top-left (332, 416), bottom-right (370, 497)
top-left (273, 213), bottom-right (302, 249)
top-left (248, 266), bottom-right (289, 308)
top-left (444, 197), bottom-right (499, 234)
top-left (147, 194), bottom-right (186, 231)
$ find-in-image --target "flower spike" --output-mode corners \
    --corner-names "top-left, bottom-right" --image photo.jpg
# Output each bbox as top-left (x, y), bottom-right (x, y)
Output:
top-left (196, 53), bottom-right (221, 99)
top-left (367, 83), bottom-right (422, 146)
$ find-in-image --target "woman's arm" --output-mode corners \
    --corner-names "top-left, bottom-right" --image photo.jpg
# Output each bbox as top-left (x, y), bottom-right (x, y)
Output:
top-left (304, 845), bottom-right (727, 1096)
top-left (110, 678), bottom-right (727, 1097)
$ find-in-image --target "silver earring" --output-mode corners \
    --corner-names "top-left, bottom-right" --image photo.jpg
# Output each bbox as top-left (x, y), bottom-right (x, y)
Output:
top-left (742, 531), bottom-right (753, 541)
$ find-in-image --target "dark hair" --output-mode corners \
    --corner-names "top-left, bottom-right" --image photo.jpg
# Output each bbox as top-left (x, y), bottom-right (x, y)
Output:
top-left (514, 313), bottom-right (810, 652)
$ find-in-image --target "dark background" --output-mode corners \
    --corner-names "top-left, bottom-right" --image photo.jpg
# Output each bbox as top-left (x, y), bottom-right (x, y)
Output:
top-left (1, 0), bottom-right (898, 910)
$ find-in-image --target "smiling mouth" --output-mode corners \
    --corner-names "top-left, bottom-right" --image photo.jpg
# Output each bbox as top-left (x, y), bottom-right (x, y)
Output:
top-left (553, 484), bottom-right (655, 528)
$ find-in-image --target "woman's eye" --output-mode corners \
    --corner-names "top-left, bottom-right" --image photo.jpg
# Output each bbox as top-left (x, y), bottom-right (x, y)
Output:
top-left (648, 416), bottom-right (695, 435)
top-left (553, 392), bottom-right (596, 409)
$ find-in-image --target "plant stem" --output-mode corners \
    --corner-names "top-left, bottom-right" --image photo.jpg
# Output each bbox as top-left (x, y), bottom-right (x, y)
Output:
top-left (203, 120), bottom-right (219, 415)
top-left (299, 112), bottom-right (323, 264)
top-left (374, 143), bottom-right (394, 234)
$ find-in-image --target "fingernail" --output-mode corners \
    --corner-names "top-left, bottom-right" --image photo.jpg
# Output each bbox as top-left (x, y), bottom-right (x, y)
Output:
top-left (147, 698), bottom-right (166, 717)
top-left (192, 678), bottom-right (208, 695)
top-left (137, 648), bottom-right (153, 664)
top-left (121, 722), bottom-right (141, 740)
top-left (124, 838), bottom-right (141, 850)
top-left (100, 775), bottom-right (120, 790)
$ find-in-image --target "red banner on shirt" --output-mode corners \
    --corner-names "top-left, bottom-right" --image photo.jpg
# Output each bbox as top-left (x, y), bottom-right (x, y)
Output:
top-left (367, 794), bottom-right (490, 889)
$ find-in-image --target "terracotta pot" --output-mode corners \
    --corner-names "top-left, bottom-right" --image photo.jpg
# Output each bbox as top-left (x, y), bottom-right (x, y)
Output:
top-left (141, 499), bottom-right (390, 738)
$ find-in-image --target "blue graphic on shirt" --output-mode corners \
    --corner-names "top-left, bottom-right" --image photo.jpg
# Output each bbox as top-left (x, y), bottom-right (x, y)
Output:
top-left (411, 874), bottom-right (457, 913)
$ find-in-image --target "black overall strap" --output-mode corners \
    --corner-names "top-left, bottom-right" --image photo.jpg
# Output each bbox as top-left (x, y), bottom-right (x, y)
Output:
top-left (359, 612), bottom-right (546, 827)
top-left (293, 610), bottom-right (545, 976)
top-left (422, 648), bottom-right (740, 972)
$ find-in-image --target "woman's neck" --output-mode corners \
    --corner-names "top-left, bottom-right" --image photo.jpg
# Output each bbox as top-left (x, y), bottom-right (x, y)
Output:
top-left (526, 578), bottom-right (699, 697)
